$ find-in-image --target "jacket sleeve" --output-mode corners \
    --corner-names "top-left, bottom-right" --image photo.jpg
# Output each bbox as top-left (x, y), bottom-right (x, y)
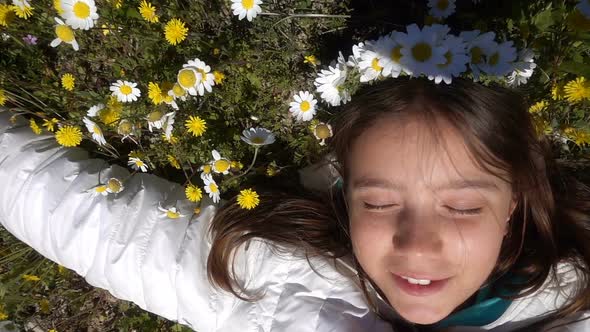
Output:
top-left (0, 110), bottom-right (394, 332)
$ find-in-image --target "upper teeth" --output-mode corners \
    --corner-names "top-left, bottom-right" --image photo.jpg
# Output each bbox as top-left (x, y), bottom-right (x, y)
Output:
top-left (401, 276), bottom-right (432, 285)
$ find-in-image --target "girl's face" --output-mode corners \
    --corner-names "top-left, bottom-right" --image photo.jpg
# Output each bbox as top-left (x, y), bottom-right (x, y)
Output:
top-left (346, 114), bottom-right (516, 325)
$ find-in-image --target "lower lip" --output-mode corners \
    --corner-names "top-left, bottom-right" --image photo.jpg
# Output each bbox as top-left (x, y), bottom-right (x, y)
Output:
top-left (392, 274), bottom-right (450, 297)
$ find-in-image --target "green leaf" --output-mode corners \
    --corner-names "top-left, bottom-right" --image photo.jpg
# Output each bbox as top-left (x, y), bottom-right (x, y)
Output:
top-left (533, 8), bottom-right (554, 30)
top-left (126, 8), bottom-right (142, 19)
top-left (560, 61), bottom-right (590, 78)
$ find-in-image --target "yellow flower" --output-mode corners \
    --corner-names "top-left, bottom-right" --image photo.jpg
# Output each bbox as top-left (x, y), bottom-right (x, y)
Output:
top-left (53, 0), bottom-right (63, 14)
top-left (30, 118), bottom-right (42, 134)
top-left (164, 18), bottom-right (188, 46)
top-left (237, 188), bottom-right (260, 210)
top-left (167, 154), bottom-right (180, 169)
top-left (185, 184), bottom-right (202, 202)
top-left (564, 77), bottom-right (590, 103)
top-left (0, 89), bottom-right (6, 105)
top-left (213, 71), bottom-right (225, 85)
top-left (185, 115), bottom-right (207, 137)
top-left (61, 73), bottom-right (75, 91)
top-left (213, 48), bottom-right (220, 55)
top-left (193, 207), bottom-right (201, 215)
top-left (0, 4), bottom-right (15, 26)
top-left (303, 55), bottom-right (320, 66)
top-left (266, 164), bottom-right (278, 177)
top-left (42, 118), bottom-right (59, 132)
top-left (110, 0), bottom-right (123, 9)
top-left (22, 274), bottom-right (41, 281)
top-left (139, 0), bottom-right (158, 23)
top-left (148, 82), bottom-right (173, 105)
top-left (564, 127), bottom-right (590, 146)
top-left (551, 84), bottom-right (565, 101)
top-left (162, 133), bottom-right (179, 144)
top-left (12, 0), bottom-right (33, 19)
top-left (39, 299), bottom-right (50, 314)
top-left (99, 97), bottom-right (122, 126)
top-left (230, 160), bottom-right (243, 171)
top-left (55, 125), bottom-right (83, 147)
top-left (0, 303), bottom-right (7, 320)
top-left (528, 100), bottom-right (548, 114)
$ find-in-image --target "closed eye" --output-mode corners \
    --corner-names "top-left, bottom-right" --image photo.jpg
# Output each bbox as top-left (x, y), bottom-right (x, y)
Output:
top-left (364, 202), bottom-right (398, 210)
top-left (446, 206), bottom-right (482, 215)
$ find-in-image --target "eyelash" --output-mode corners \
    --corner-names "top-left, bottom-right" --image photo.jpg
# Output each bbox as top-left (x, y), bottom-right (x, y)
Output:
top-left (446, 206), bottom-right (482, 215)
top-left (363, 203), bottom-right (482, 215)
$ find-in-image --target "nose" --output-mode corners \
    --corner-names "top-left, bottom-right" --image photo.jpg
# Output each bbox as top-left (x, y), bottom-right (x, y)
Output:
top-left (392, 208), bottom-right (444, 258)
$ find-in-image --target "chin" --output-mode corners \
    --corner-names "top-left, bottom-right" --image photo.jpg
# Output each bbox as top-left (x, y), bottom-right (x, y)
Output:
top-left (393, 304), bottom-right (452, 325)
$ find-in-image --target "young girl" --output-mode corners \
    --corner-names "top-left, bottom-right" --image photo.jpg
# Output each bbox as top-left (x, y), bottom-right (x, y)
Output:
top-left (1, 77), bottom-right (589, 331)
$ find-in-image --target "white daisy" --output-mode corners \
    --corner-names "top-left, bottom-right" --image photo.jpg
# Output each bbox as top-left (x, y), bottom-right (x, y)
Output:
top-left (507, 48), bottom-right (536, 87)
top-left (199, 164), bottom-right (213, 180)
top-left (50, 17), bottom-right (79, 51)
top-left (177, 68), bottom-right (199, 96)
top-left (374, 31), bottom-right (404, 78)
top-left (83, 117), bottom-right (106, 146)
top-left (128, 157), bottom-right (148, 172)
top-left (168, 83), bottom-right (187, 102)
top-left (163, 111), bottom-right (176, 140)
top-left (289, 91), bottom-right (318, 121)
top-left (86, 103), bottom-right (104, 117)
top-left (106, 177), bottom-right (124, 194)
top-left (397, 23), bottom-right (448, 78)
top-left (110, 80), bottom-right (140, 103)
top-left (146, 110), bottom-right (167, 132)
top-left (202, 174), bottom-right (221, 203)
top-left (478, 40), bottom-right (517, 77)
top-left (427, 34), bottom-right (469, 84)
top-left (577, 0), bottom-right (590, 19)
top-left (182, 58), bottom-right (215, 96)
top-left (346, 42), bottom-right (365, 68)
top-left (427, 0), bottom-right (456, 19)
top-left (60, 0), bottom-right (99, 30)
top-left (117, 119), bottom-right (136, 143)
top-left (230, 0), bottom-right (262, 22)
top-left (357, 39), bottom-right (385, 82)
top-left (314, 55), bottom-right (350, 107)
top-left (312, 122), bottom-right (333, 146)
top-left (211, 149), bottom-right (231, 175)
top-left (158, 203), bottom-right (186, 219)
top-left (240, 127), bottom-right (275, 146)
top-left (459, 30), bottom-right (497, 81)
top-left (91, 184), bottom-right (109, 197)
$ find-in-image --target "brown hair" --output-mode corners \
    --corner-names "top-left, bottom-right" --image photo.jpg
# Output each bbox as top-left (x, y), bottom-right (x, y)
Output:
top-left (207, 78), bottom-right (590, 329)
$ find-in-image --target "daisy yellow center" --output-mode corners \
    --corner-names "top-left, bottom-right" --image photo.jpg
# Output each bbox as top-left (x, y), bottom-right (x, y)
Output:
top-left (471, 47), bottom-right (483, 64)
top-left (251, 136), bottom-right (265, 144)
top-left (120, 84), bottom-right (133, 95)
top-left (107, 179), bottom-right (122, 192)
top-left (172, 83), bottom-right (185, 96)
top-left (488, 52), bottom-right (500, 66)
top-left (202, 164), bottom-right (212, 174)
top-left (95, 185), bottom-right (107, 193)
top-left (371, 58), bottom-right (383, 71)
top-left (73, 1), bottom-right (90, 18)
top-left (148, 110), bottom-right (163, 122)
top-left (242, 0), bottom-right (254, 10)
top-left (214, 159), bottom-right (230, 173)
top-left (178, 69), bottom-right (197, 88)
top-left (167, 210), bottom-right (181, 219)
top-left (56, 25), bottom-right (74, 42)
top-left (209, 183), bottom-right (219, 193)
top-left (391, 45), bottom-right (403, 63)
top-left (437, 51), bottom-right (453, 68)
top-left (412, 43), bottom-right (432, 62)
top-left (300, 101), bottom-right (311, 112)
top-left (118, 121), bottom-right (132, 134)
top-left (92, 126), bottom-right (101, 135)
top-left (135, 160), bottom-right (145, 167)
top-left (436, 0), bottom-right (449, 10)
top-left (315, 124), bottom-right (332, 139)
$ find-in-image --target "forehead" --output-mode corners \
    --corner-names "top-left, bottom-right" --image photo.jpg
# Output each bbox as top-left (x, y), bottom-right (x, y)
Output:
top-left (346, 114), bottom-right (506, 190)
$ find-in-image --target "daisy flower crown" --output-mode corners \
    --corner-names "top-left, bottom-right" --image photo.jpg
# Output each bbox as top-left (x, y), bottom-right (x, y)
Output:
top-left (313, 23), bottom-right (537, 108)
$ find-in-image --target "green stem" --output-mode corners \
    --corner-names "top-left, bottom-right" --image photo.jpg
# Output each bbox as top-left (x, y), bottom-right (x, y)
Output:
top-left (225, 147), bottom-right (259, 183)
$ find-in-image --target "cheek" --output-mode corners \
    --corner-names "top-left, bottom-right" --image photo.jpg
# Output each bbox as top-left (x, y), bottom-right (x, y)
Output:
top-left (349, 213), bottom-right (395, 271)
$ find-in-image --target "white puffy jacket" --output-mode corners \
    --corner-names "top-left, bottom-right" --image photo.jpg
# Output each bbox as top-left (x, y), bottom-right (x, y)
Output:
top-left (0, 110), bottom-right (589, 331)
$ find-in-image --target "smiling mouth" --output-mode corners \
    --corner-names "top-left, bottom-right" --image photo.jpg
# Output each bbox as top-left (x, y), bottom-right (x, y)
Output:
top-left (392, 273), bottom-right (451, 296)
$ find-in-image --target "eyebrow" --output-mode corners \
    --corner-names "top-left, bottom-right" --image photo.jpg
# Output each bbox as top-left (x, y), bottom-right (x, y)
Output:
top-left (351, 177), bottom-right (500, 192)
